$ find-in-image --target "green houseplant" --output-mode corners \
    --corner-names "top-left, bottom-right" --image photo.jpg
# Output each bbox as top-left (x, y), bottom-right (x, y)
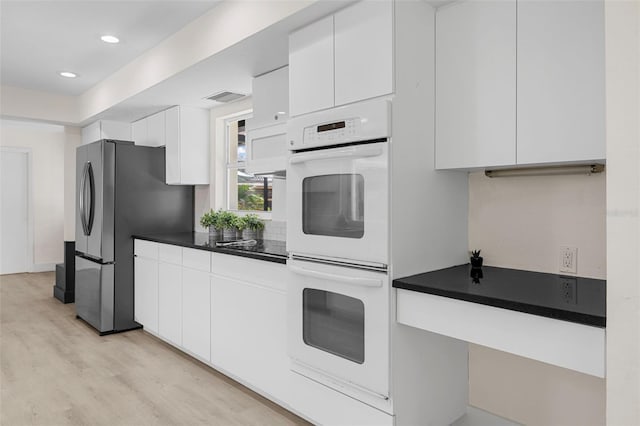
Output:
top-left (240, 214), bottom-right (265, 240)
top-left (470, 249), bottom-right (483, 268)
top-left (200, 209), bottom-right (222, 238)
top-left (218, 210), bottom-right (239, 240)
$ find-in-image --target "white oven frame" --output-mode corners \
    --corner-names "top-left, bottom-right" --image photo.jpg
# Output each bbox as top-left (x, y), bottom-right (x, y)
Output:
top-left (287, 258), bottom-right (391, 407)
top-left (287, 141), bottom-right (390, 268)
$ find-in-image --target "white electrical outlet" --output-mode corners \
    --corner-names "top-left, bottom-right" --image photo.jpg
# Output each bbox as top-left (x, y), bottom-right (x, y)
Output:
top-left (559, 246), bottom-right (578, 274)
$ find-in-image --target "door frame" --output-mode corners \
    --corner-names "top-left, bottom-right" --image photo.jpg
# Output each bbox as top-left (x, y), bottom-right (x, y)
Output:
top-left (0, 147), bottom-right (34, 273)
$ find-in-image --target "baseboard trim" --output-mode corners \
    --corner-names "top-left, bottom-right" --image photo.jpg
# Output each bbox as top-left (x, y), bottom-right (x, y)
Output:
top-left (31, 263), bottom-right (56, 272)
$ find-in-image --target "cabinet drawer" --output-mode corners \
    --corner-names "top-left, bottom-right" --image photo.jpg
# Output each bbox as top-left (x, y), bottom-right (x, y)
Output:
top-left (158, 243), bottom-right (182, 265)
top-left (212, 253), bottom-right (287, 292)
top-left (182, 248), bottom-right (211, 272)
top-left (134, 240), bottom-right (158, 260)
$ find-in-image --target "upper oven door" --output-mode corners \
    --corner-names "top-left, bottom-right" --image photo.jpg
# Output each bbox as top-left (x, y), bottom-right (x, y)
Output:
top-left (287, 258), bottom-right (390, 399)
top-left (287, 142), bottom-right (389, 267)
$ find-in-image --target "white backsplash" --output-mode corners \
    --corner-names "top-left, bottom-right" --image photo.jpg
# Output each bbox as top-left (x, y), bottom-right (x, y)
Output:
top-left (263, 220), bottom-right (286, 241)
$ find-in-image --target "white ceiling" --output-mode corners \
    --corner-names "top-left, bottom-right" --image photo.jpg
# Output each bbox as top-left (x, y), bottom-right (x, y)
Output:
top-left (0, 0), bottom-right (221, 96)
top-left (0, 0), bottom-right (355, 124)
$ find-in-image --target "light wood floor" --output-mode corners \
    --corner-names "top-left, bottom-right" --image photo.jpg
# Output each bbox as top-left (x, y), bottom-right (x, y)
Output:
top-left (0, 272), bottom-right (310, 426)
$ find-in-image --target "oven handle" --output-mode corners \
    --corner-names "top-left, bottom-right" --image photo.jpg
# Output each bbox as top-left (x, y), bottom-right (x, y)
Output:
top-left (289, 145), bottom-right (383, 165)
top-left (288, 265), bottom-right (382, 288)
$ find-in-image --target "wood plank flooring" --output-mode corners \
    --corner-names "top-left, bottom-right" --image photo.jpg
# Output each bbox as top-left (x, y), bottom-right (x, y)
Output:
top-left (0, 272), bottom-right (309, 426)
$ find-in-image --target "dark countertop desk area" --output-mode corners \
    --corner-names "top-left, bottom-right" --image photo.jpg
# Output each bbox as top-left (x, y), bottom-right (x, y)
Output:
top-left (393, 264), bottom-right (606, 327)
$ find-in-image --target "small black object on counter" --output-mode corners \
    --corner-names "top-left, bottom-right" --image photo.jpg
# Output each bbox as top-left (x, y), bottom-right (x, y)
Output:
top-left (393, 264), bottom-right (606, 327)
top-left (133, 232), bottom-right (287, 264)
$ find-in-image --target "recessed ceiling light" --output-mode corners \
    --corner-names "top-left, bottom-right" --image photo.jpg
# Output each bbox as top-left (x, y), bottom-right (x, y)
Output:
top-left (101, 35), bottom-right (119, 44)
top-left (59, 71), bottom-right (77, 78)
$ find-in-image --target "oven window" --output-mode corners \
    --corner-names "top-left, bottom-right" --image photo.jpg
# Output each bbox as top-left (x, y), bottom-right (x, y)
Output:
top-left (302, 174), bottom-right (364, 238)
top-left (302, 289), bottom-right (365, 364)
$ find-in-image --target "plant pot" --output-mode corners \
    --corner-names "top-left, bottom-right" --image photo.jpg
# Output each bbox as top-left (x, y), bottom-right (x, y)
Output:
top-left (209, 227), bottom-right (221, 239)
top-left (241, 229), bottom-right (262, 241)
top-left (470, 256), bottom-right (483, 268)
top-left (222, 228), bottom-right (237, 240)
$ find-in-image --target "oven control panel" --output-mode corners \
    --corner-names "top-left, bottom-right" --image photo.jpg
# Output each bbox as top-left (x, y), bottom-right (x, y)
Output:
top-left (303, 117), bottom-right (361, 146)
top-left (288, 98), bottom-right (391, 150)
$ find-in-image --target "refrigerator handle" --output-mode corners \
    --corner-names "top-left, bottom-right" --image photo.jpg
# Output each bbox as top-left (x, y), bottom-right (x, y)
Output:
top-left (79, 162), bottom-right (89, 235)
top-left (86, 162), bottom-right (95, 235)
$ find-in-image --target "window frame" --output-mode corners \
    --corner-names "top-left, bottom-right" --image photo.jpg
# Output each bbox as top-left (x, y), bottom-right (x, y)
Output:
top-left (223, 113), bottom-right (273, 219)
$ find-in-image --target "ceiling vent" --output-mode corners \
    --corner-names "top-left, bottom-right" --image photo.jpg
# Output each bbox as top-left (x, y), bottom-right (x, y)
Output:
top-left (204, 91), bottom-right (246, 103)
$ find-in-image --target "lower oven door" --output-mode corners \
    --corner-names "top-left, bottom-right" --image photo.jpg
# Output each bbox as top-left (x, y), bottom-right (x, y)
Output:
top-left (287, 258), bottom-right (390, 399)
top-left (287, 141), bottom-right (389, 268)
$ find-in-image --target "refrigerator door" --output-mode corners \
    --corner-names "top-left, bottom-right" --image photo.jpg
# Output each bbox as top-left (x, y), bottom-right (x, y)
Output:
top-left (75, 145), bottom-right (88, 254)
top-left (75, 255), bottom-right (114, 333)
top-left (75, 140), bottom-right (115, 262)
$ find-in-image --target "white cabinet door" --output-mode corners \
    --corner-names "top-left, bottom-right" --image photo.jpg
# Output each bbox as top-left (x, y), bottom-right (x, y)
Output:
top-left (334, 0), bottom-right (393, 107)
top-left (182, 268), bottom-right (210, 361)
top-left (435, 0), bottom-right (516, 169)
top-left (82, 121), bottom-right (131, 144)
top-left (516, 0), bottom-right (605, 165)
top-left (134, 256), bottom-right (158, 333)
top-left (289, 15), bottom-right (334, 117)
top-left (250, 66), bottom-right (289, 129)
top-left (100, 121), bottom-right (131, 141)
top-left (132, 119), bottom-right (147, 146)
top-left (164, 106), bottom-right (181, 184)
top-left (165, 106), bottom-right (209, 185)
top-left (158, 262), bottom-right (182, 346)
top-left (146, 111), bottom-right (166, 147)
top-left (210, 274), bottom-right (288, 402)
top-left (246, 123), bottom-right (287, 175)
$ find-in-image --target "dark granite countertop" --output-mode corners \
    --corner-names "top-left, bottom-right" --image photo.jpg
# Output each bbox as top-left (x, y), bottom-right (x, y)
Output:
top-left (393, 264), bottom-right (606, 327)
top-left (133, 232), bottom-right (287, 264)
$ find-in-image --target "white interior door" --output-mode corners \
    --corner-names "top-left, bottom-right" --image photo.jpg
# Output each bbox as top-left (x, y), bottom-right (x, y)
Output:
top-left (0, 149), bottom-right (30, 274)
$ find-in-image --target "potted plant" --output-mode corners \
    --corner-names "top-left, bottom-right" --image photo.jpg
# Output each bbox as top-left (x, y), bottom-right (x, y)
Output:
top-left (218, 210), bottom-right (239, 240)
top-left (240, 214), bottom-right (265, 240)
top-left (200, 209), bottom-right (222, 239)
top-left (470, 249), bottom-right (483, 268)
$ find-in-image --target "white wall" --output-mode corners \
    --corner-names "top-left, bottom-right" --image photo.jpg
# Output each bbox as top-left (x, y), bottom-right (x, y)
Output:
top-left (467, 171), bottom-right (606, 425)
top-left (0, 119), bottom-right (68, 270)
top-left (604, 1), bottom-right (640, 424)
top-left (0, 86), bottom-right (79, 125)
top-left (63, 127), bottom-right (81, 241)
top-left (468, 171), bottom-right (606, 279)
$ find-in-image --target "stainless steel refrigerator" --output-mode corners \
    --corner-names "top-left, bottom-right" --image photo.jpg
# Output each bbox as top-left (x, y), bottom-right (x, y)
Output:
top-left (75, 139), bottom-right (193, 334)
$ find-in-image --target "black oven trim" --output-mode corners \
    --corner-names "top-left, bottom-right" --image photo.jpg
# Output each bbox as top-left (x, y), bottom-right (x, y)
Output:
top-left (291, 137), bottom-right (388, 154)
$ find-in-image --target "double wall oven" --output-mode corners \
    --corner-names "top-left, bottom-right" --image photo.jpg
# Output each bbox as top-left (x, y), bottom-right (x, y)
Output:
top-left (286, 99), bottom-right (392, 410)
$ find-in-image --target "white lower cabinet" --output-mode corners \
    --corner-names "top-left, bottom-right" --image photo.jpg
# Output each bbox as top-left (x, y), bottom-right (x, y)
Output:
top-left (210, 274), bottom-right (288, 402)
top-left (158, 262), bottom-right (182, 346)
top-left (181, 268), bottom-right (211, 361)
top-left (134, 240), bottom-right (391, 424)
top-left (134, 256), bottom-right (158, 333)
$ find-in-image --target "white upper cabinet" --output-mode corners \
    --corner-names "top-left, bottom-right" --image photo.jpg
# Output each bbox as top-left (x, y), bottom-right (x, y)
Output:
top-left (131, 119), bottom-right (147, 146)
top-left (289, 0), bottom-right (394, 117)
top-left (82, 120), bottom-right (131, 145)
top-left (334, 0), bottom-right (393, 107)
top-left (516, 0), bottom-right (605, 165)
top-left (147, 111), bottom-right (166, 147)
top-left (132, 112), bottom-right (165, 147)
top-left (289, 15), bottom-right (335, 117)
top-left (245, 67), bottom-right (289, 174)
top-left (248, 66), bottom-right (289, 130)
top-left (165, 105), bottom-right (209, 185)
top-left (435, 0), bottom-right (516, 169)
top-left (435, 0), bottom-right (605, 169)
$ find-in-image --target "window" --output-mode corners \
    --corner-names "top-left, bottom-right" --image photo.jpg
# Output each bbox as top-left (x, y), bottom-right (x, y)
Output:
top-left (226, 118), bottom-right (273, 212)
